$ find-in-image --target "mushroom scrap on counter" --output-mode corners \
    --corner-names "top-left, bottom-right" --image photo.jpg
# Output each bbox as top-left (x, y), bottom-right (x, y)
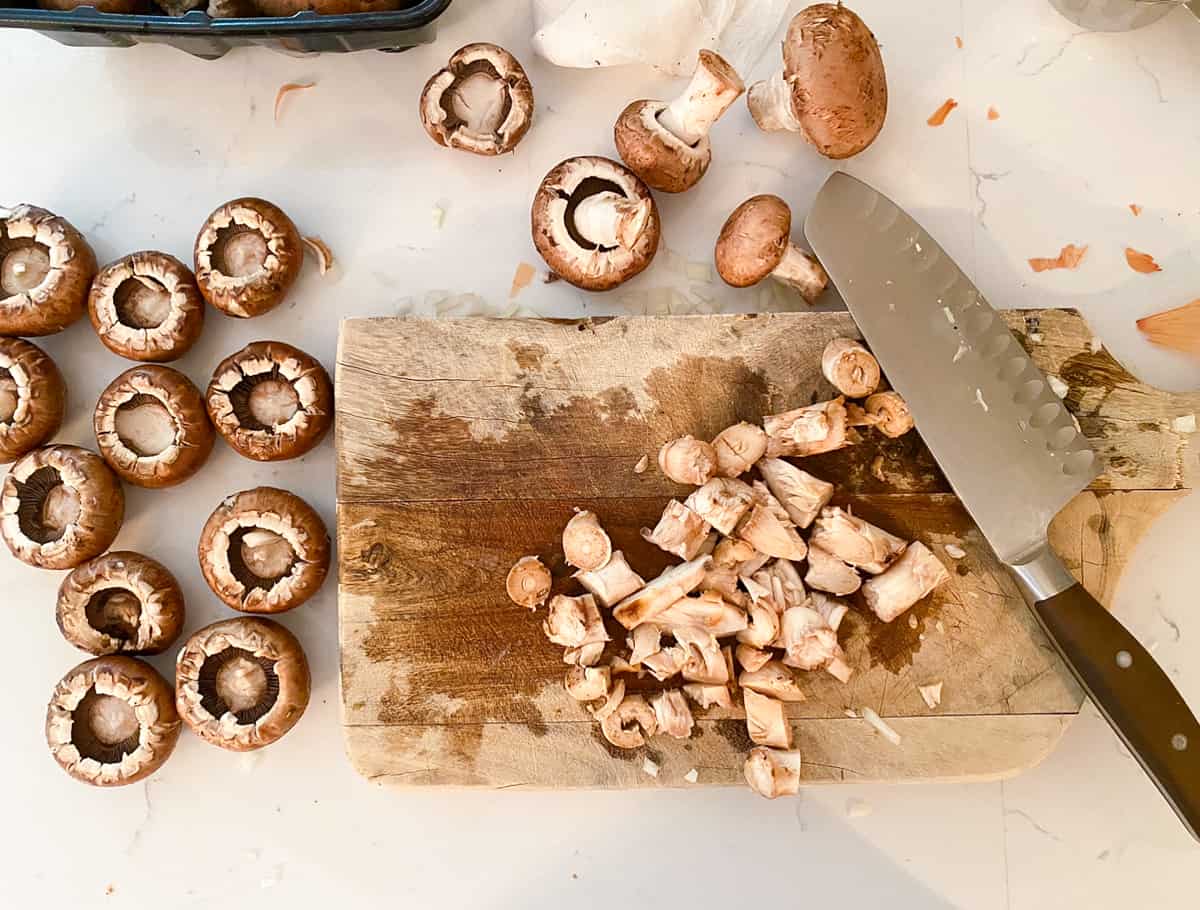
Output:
top-left (420, 43), bottom-right (534, 156)
top-left (194, 197), bottom-right (302, 318)
top-left (715, 195), bottom-right (829, 303)
top-left (88, 251), bottom-right (205, 362)
top-left (0, 338), bottom-right (65, 464)
top-left (0, 204), bottom-right (96, 336)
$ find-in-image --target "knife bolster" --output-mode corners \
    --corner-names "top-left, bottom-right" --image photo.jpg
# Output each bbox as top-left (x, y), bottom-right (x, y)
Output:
top-left (1008, 544), bottom-right (1078, 605)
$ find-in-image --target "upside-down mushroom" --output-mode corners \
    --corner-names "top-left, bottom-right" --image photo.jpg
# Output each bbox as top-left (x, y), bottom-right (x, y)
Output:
top-left (763, 397), bottom-right (851, 457)
top-left (735, 642), bottom-right (773, 673)
top-left (682, 683), bottom-right (733, 709)
top-left (711, 422), bottom-right (767, 477)
top-left (0, 338), bottom-right (65, 464)
top-left (809, 505), bottom-right (906, 574)
top-left (613, 555), bottom-right (711, 628)
top-left (737, 502), bottom-right (807, 561)
top-left (804, 544), bottom-right (862, 595)
top-left (658, 434), bottom-right (717, 485)
top-left (642, 499), bottom-right (711, 560)
top-left (739, 660), bottom-right (807, 702)
top-left (574, 550), bottom-right (644, 607)
top-left (87, 251), bottom-right (205, 362)
top-left (757, 458), bottom-right (834, 529)
top-left (821, 338), bottom-right (881, 398)
top-left (543, 593), bottom-right (610, 648)
top-left (565, 664), bottom-right (611, 701)
top-left (654, 590), bottom-right (748, 637)
top-left (715, 195), bottom-right (828, 302)
top-left (744, 688), bottom-right (791, 748)
top-left (651, 689), bottom-right (695, 738)
top-left (600, 693), bottom-right (657, 749)
top-left (194, 198), bottom-right (302, 318)
top-left (506, 555), bottom-right (552, 610)
top-left (744, 746), bottom-right (802, 799)
top-left (865, 391), bottom-right (915, 438)
top-left (0, 204), bottom-right (96, 337)
top-left (563, 509), bottom-right (612, 571)
top-left (861, 541), bottom-right (951, 623)
top-left (419, 43), bottom-right (535, 156)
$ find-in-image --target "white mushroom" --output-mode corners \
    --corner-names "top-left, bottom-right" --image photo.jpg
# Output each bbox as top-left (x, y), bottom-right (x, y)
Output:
top-left (763, 397), bottom-right (852, 458)
top-left (735, 642), bottom-right (773, 673)
top-left (658, 434), bottom-right (717, 485)
top-left (505, 555), bottom-right (553, 610)
top-left (809, 591), bottom-right (849, 632)
top-left (613, 556), bottom-right (711, 629)
top-left (565, 665), bottom-right (611, 701)
top-left (737, 503), bottom-right (807, 561)
top-left (757, 458), bottom-right (834, 528)
top-left (821, 338), bottom-right (881, 398)
top-left (743, 746), bottom-right (802, 799)
top-left (563, 641), bottom-right (606, 666)
top-left (590, 678), bottom-right (626, 721)
top-left (711, 422), bottom-right (768, 477)
top-left (713, 537), bottom-right (770, 576)
top-left (865, 391), bottom-right (914, 439)
top-left (809, 506), bottom-right (906, 574)
top-left (804, 545), bottom-right (862, 596)
top-left (684, 477), bottom-right (755, 535)
top-left (600, 693), bottom-right (657, 749)
top-left (735, 600), bottom-right (780, 649)
top-left (675, 626), bottom-right (728, 684)
top-left (743, 688), bottom-right (791, 748)
top-left (739, 660), bottom-right (807, 702)
top-left (563, 510), bottom-right (613, 571)
top-left (682, 683), bottom-right (733, 709)
top-left (641, 499), bottom-right (711, 560)
top-left (650, 689), bottom-right (695, 738)
top-left (654, 590), bottom-right (748, 637)
top-left (543, 594), bottom-right (610, 648)
top-left (574, 550), bottom-right (645, 607)
top-left (861, 541), bottom-right (950, 622)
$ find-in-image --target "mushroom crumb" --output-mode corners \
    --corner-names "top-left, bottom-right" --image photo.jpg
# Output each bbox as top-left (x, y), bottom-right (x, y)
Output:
top-left (301, 236), bottom-right (334, 275)
top-left (918, 681), bottom-right (944, 709)
top-left (926, 99), bottom-right (957, 126)
top-left (684, 768), bottom-right (699, 784)
top-left (944, 543), bottom-right (966, 559)
top-left (633, 454), bottom-right (649, 474)
top-left (273, 82), bottom-right (315, 124)
top-left (642, 757), bottom-right (660, 778)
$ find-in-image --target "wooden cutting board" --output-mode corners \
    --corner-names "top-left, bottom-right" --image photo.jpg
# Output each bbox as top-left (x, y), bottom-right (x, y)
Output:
top-left (336, 310), bottom-right (1197, 788)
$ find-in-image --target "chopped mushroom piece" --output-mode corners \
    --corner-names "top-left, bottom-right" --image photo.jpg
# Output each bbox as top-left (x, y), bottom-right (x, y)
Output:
top-left (682, 683), bottom-right (733, 709)
top-left (918, 681), bottom-right (944, 710)
top-left (642, 499), bottom-right (711, 560)
top-left (757, 557), bottom-right (808, 610)
top-left (650, 689), bottom-right (695, 738)
top-left (711, 421), bottom-right (768, 477)
top-left (642, 645), bottom-right (689, 681)
top-left (763, 397), bottom-right (853, 458)
top-left (563, 510), bottom-right (612, 571)
top-left (735, 600), bottom-right (780, 649)
top-left (628, 624), bottom-right (664, 666)
top-left (633, 454), bottom-right (650, 474)
top-left (685, 477), bottom-right (755, 535)
top-left (804, 545), bottom-right (861, 596)
top-left (779, 606), bottom-right (849, 681)
top-left (757, 458), bottom-right (834, 528)
top-left (543, 594), bottom-right (610, 648)
top-left (563, 642), bottom-right (605, 666)
top-left (809, 591), bottom-right (849, 632)
top-left (739, 661), bottom-right (806, 702)
top-left (613, 556), bottom-right (711, 628)
top-left (0, 204), bottom-right (96, 337)
top-left (737, 503), bottom-right (807, 561)
top-left (735, 643), bottom-right (773, 672)
top-left (700, 563), bottom-right (741, 599)
top-left (715, 195), bottom-right (828, 302)
top-left (655, 591), bottom-right (747, 637)
top-left (821, 338), bottom-right (881, 398)
top-left (864, 391), bottom-right (914, 438)
top-left (809, 506), bottom-right (906, 574)
top-left (590, 678), bottom-right (625, 721)
top-left (419, 43), bottom-right (535, 156)
top-left (574, 550), bottom-right (644, 607)
top-left (658, 434), bottom-right (717, 485)
top-left (565, 665), bottom-right (611, 701)
top-left (861, 541), bottom-right (951, 623)
top-left (675, 626), bottom-right (729, 684)
top-left (743, 688), bottom-right (791, 748)
top-left (743, 746), bottom-right (802, 799)
top-left (506, 555), bottom-right (553, 610)
top-left (600, 693), bottom-right (657, 749)
top-left (713, 536), bottom-right (770, 575)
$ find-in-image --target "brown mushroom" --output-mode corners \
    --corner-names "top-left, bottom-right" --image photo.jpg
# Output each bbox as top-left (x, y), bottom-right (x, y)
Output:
top-left (821, 337), bottom-right (881, 398)
top-left (531, 156), bottom-right (661, 292)
top-left (614, 50), bottom-right (744, 193)
top-left (0, 337), bottom-right (65, 464)
top-left (1, 445), bottom-right (123, 570)
top-left (865, 391), bottom-right (915, 438)
top-left (206, 340), bottom-right (333, 462)
top-left (420, 43), bottom-right (534, 156)
top-left (38, 0), bottom-right (142, 10)
top-left (711, 422), bottom-right (767, 478)
top-left (715, 196), bottom-right (828, 302)
top-left (45, 655), bottom-right (180, 787)
top-left (249, 0), bottom-right (404, 14)
top-left (56, 551), bottom-right (185, 656)
top-left (658, 435), bottom-right (717, 485)
top-left (88, 251), bottom-right (205, 362)
top-left (562, 509), bottom-right (612, 571)
top-left (175, 616), bottom-right (310, 752)
top-left (505, 555), bottom-right (552, 610)
top-left (746, 4), bottom-right (888, 159)
top-left (198, 486), bottom-right (330, 614)
top-left (94, 365), bottom-right (214, 488)
top-left (0, 204), bottom-right (96, 336)
top-left (194, 198), bottom-right (302, 318)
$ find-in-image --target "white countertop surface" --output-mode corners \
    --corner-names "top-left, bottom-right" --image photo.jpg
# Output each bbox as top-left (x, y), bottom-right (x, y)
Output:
top-left (1, 1), bottom-right (1198, 907)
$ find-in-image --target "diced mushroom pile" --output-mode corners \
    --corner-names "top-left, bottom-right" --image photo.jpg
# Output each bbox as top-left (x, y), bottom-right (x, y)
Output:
top-left (506, 338), bottom-right (951, 799)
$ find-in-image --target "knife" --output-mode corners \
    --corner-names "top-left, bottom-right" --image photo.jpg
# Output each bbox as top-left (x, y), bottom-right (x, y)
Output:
top-left (804, 172), bottom-right (1200, 841)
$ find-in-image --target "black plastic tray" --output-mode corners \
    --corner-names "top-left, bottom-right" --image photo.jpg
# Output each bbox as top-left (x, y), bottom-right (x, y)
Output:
top-left (0, 0), bottom-right (450, 58)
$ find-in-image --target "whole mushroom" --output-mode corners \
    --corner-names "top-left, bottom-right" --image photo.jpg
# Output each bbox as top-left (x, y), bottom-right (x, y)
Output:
top-left (194, 198), bottom-right (303, 319)
top-left (88, 251), bottom-right (205, 363)
top-left (0, 338), bottom-right (65, 464)
top-left (715, 196), bottom-right (828, 302)
top-left (420, 43), bottom-right (535, 156)
top-left (0, 204), bottom-right (96, 337)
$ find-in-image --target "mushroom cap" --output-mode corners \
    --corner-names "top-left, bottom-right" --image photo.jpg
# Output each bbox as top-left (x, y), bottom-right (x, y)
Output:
top-left (420, 43), bottom-right (535, 156)
top-left (614, 99), bottom-right (712, 194)
top-left (505, 555), bottom-right (552, 609)
top-left (175, 616), bottom-right (311, 752)
top-left (45, 655), bottom-right (180, 787)
top-left (1, 444), bottom-right (124, 570)
top-left (56, 551), bottom-right (185, 656)
top-left (194, 198), bottom-right (302, 319)
top-left (198, 486), bottom-right (331, 614)
top-left (206, 340), bottom-right (333, 462)
top-left (0, 337), bottom-right (65, 464)
top-left (715, 195), bottom-right (792, 287)
top-left (94, 365), bottom-right (215, 489)
top-left (88, 251), bottom-right (205, 363)
top-left (531, 156), bottom-right (661, 292)
top-left (0, 204), bottom-right (96, 336)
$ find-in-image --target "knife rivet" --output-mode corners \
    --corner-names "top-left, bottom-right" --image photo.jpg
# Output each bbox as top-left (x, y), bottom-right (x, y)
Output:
top-left (1115, 650), bottom-right (1133, 669)
top-left (1172, 734), bottom-right (1188, 752)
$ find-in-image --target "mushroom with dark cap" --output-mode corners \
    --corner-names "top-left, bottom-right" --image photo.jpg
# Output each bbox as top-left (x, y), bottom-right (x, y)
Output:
top-left (56, 551), bottom-right (185, 656)
top-left (198, 486), bottom-right (330, 614)
top-left (614, 50), bottom-right (744, 193)
top-left (0, 204), bottom-right (96, 336)
top-left (45, 655), bottom-right (180, 787)
top-left (420, 43), bottom-right (535, 156)
top-left (206, 340), bottom-right (333, 462)
top-left (0, 338), bottom-right (65, 464)
top-left (175, 616), bottom-right (310, 752)
top-left (715, 195), bottom-right (828, 302)
top-left (1, 445), bottom-right (123, 570)
top-left (194, 198), bottom-right (303, 319)
top-left (88, 251), bottom-right (205, 362)
top-left (94, 365), bottom-right (214, 488)
top-left (531, 156), bottom-right (661, 292)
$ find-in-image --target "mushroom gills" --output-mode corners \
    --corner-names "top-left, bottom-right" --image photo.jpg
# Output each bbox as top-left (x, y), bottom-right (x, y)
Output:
top-left (198, 647), bottom-right (280, 724)
top-left (211, 225), bottom-right (270, 279)
top-left (113, 275), bottom-right (171, 329)
top-left (84, 588), bottom-right (142, 641)
top-left (232, 527), bottom-right (297, 587)
top-left (0, 369), bottom-right (17, 422)
top-left (562, 177), bottom-right (649, 251)
top-left (15, 466), bottom-right (79, 543)
top-left (114, 395), bottom-right (177, 457)
top-left (440, 60), bottom-right (512, 137)
top-left (229, 369), bottom-right (302, 431)
top-left (0, 236), bottom-right (52, 295)
top-left (71, 688), bottom-right (141, 765)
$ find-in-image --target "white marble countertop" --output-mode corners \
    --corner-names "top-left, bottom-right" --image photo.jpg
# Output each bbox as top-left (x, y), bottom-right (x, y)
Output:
top-left (1, 1), bottom-right (1198, 907)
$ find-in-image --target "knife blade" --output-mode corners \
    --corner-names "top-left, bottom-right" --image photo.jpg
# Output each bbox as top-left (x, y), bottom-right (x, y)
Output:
top-left (805, 171), bottom-right (1200, 841)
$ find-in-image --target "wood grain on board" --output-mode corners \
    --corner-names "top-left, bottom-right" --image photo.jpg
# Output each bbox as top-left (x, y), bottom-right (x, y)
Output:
top-left (336, 310), bottom-right (1198, 788)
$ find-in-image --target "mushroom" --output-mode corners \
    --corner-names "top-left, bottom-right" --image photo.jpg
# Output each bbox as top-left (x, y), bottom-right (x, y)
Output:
top-left (740, 660), bottom-right (807, 702)
top-left (682, 683), bottom-right (733, 709)
top-left (861, 541), bottom-right (951, 623)
top-left (676, 626), bottom-right (728, 684)
top-left (247, 0), bottom-right (406, 13)
top-left (700, 562), bottom-right (741, 599)
top-left (641, 499), bottom-right (709, 560)
top-left (658, 434), bottom-right (717, 485)
top-left (543, 593), bottom-right (609, 648)
top-left (194, 198), bottom-right (302, 318)
top-left (419, 43), bottom-right (535, 156)
top-left (737, 503), bottom-right (807, 561)
top-left (865, 391), bottom-right (915, 438)
top-left (628, 624), bottom-right (665, 666)
top-left (711, 422), bottom-right (767, 478)
top-left (198, 486), bottom-right (330, 614)
top-left (654, 590), bottom-right (748, 637)
top-left (809, 590), bottom-right (849, 632)
top-left (804, 544), bottom-right (862, 596)
top-left (715, 195), bottom-right (828, 302)
top-left (56, 551), bottom-right (185, 656)
top-left (600, 693), bottom-right (657, 749)
top-left (206, 340), bottom-right (333, 462)
top-left (743, 688), bottom-right (791, 748)
top-left (613, 555), bottom-right (711, 628)
top-left (565, 664), bottom-right (611, 701)
top-left (45, 655), bottom-right (180, 787)
top-left (1, 445), bottom-right (123, 570)
top-left (642, 644), bottom-right (689, 682)
top-left (563, 509), bottom-right (613, 571)
top-left (757, 458), bottom-right (833, 529)
top-left (756, 558), bottom-right (808, 610)
top-left (94, 365), bottom-right (215, 489)
top-left (0, 204), bottom-right (96, 336)
top-left (809, 506), bottom-right (906, 574)
top-left (684, 477), bottom-right (755, 536)
top-left (590, 678), bottom-right (626, 722)
top-left (746, 4), bottom-right (887, 159)
top-left (779, 605), bottom-right (848, 681)
top-left (564, 642), bottom-right (606, 667)
top-left (736, 600), bottom-right (780, 649)
top-left (0, 338), bottom-right (65, 464)
top-left (735, 642), bottom-right (773, 673)
top-left (530, 156), bottom-right (661, 292)
top-left (87, 251), bottom-right (205, 362)
top-left (650, 689), bottom-right (695, 738)
top-left (713, 536), bottom-right (770, 576)
top-left (574, 550), bottom-right (644, 607)
top-left (175, 616), bottom-right (310, 752)
top-left (821, 338), bottom-right (881, 398)
top-left (505, 555), bottom-right (552, 610)
top-left (763, 397), bottom-right (852, 457)
top-left (743, 746), bottom-right (802, 799)
top-left (613, 50), bottom-right (745, 193)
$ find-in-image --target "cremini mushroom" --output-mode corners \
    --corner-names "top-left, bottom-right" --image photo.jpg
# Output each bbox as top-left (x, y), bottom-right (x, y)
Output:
top-left (94, 365), bottom-right (214, 489)
top-left (711, 422), bottom-right (767, 478)
top-left (744, 688), bottom-right (791, 748)
top-left (175, 616), bottom-right (310, 752)
top-left (562, 509), bottom-right (612, 571)
top-left (715, 195), bottom-right (828, 302)
top-left (804, 544), bottom-right (861, 596)
top-left (865, 390), bottom-right (915, 438)
top-left (739, 660), bottom-right (807, 702)
top-left (654, 590), bottom-right (748, 637)
top-left (45, 655), bottom-right (180, 787)
top-left (682, 683), bottom-right (733, 709)
top-left (420, 43), bottom-right (534, 156)
top-left (198, 486), bottom-right (330, 614)
top-left (574, 550), bottom-right (644, 607)
top-left (861, 541), bottom-right (950, 623)
top-left (658, 434), bottom-right (717, 485)
top-left (56, 551), bottom-right (185, 656)
top-left (88, 252), bottom-right (205, 362)
top-left (757, 458), bottom-right (834, 528)
top-left (613, 555), bottom-right (711, 628)
top-left (194, 197), bottom-right (302, 318)
top-left (600, 693), bottom-right (657, 749)
top-left (530, 156), bottom-right (660, 292)
top-left (809, 505), bottom-right (906, 574)
top-left (746, 4), bottom-right (887, 159)
top-left (505, 555), bottom-right (552, 610)
top-left (1, 445), bottom-right (123, 570)
top-left (737, 502), bottom-right (807, 561)
top-left (543, 593), bottom-right (609, 648)
top-left (0, 338), bottom-right (65, 464)
top-left (685, 477), bottom-right (754, 536)
top-left (821, 337), bottom-right (881, 398)
top-left (650, 689), bottom-right (695, 738)
top-left (763, 397), bottom-right (851, 457)
top-left (0, 204), bottom-right (96, 336)
top-left (614, 50), bottom-right (744, 193)
top-left (565, 664), bottom-right (611, 701)
top-left (735, 642), bottom-right (773, 673)
top-left (743, 746), bottom-right (802, 799)
top-left (206, 340), bottom-right (333, 462)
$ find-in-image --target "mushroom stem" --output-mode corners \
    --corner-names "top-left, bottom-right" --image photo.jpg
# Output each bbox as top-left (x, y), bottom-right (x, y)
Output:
top-left (747, 72), bottom-right (802, 132)
top-left (657, 50), bottom-right (745, 146)
top-left (573, 192), bottom-right (652, 250)
top-left (771, 243), bottom-right (829, 302)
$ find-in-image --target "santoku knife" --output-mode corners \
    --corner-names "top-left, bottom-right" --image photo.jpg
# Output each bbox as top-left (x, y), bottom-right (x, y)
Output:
top-left (805, 171), bottom-right (1199, 841)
